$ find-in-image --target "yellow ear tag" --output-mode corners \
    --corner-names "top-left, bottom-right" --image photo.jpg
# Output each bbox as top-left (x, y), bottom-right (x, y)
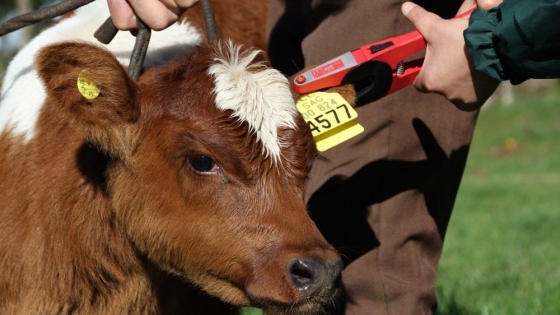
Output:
top-left (77, 70), bottom-right (101, 100)
top-left (296, 91), bottom-right (364, 152)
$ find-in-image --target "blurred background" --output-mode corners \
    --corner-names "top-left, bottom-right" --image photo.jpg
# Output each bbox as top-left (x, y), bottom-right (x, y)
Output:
top-left (437, 80), bottom-right (560, 315)
top-left (0, 0), bottom-right (58, 72)
top-left (2, 1), bottom-right (559, 314)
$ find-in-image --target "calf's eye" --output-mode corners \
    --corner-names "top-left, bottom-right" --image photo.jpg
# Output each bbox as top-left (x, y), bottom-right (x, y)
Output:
top-left (189, 155), bottom-right (219, 174)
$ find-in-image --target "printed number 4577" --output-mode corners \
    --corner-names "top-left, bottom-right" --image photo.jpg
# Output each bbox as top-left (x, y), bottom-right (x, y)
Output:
top-left (307, 104), bottom-right (352, 134)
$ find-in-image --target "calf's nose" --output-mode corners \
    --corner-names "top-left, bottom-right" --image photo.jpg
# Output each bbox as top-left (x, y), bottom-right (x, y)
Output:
top-left (288, 258), bottom-right (343, 299)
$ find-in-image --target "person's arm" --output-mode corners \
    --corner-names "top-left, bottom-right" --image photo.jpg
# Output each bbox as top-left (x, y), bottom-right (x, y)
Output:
top-left (107, 0), bottom-right (199, 31)
top-left (465, 0), bottom-right (560, 84)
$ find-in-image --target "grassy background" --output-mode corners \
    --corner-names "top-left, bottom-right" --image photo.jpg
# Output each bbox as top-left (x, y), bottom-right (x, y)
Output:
top-left (436, 85), bottom-right (560, 315)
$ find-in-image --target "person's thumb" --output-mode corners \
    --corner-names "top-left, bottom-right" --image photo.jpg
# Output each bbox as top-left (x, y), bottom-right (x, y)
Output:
top-left (401, 2), bottom-right (438, 39)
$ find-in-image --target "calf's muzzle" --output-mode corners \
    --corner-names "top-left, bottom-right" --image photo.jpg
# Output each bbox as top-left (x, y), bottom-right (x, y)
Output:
top-left (288, 258), bottom-right (343, 299)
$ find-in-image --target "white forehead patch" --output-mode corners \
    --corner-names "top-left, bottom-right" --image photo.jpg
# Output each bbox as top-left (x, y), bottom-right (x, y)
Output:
top-left (208, 40), bottom-right (298, 163)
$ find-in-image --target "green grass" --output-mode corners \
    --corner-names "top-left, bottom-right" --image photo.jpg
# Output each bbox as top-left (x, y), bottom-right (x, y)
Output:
top-left (238, 307), bottom-right (264, 315)
top-left (436, 87), bottom-right (560, 315)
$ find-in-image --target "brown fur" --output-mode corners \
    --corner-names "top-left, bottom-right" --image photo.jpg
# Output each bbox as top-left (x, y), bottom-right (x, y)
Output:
top-left (0, 39), bottom-right (344, 315)
top-left (182, 0), bottom-right (269, 50)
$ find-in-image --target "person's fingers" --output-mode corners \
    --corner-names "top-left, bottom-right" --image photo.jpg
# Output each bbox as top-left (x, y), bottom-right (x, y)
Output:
top-left (107, 0), bottom-right (137, 30)
top-left (401, 1), bottom-right (443, 93)
top-left (127, 0), bottom-right (180, 31)
top-left (107, 0), bottom-right (200, 31)
top-left (477, 0), bottom-right (503, 11)
top-left (401, 2), bottom-right (440, 42)
top-left (178, 0), bottom-right (200, 8)
top-left (457, 0), bottom-right (476, 14)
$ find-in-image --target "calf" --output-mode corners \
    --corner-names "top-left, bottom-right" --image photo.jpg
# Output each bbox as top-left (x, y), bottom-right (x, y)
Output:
top-left (0, 2), bottom-right (343, 315)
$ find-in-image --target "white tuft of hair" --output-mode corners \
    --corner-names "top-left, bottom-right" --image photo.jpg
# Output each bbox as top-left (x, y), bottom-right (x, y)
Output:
top-left (208, 40), bottom-right (298, 163)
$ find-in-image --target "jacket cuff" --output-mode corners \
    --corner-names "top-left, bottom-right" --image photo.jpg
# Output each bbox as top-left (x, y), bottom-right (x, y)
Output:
top-left (463, 9), bottom-right (508, 81)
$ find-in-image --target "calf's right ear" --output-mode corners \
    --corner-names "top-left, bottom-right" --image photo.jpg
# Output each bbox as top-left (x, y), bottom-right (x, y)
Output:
top-left (289, 67), bottom-right (357, 107)
top-left (36, 42), bottom-right (140, 164)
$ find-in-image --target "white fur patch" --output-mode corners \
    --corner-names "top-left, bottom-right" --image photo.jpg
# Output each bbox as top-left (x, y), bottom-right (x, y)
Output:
top-left (0, 0), bottom-right (202, 141)
top-left (208, 41), bottom-right (298, 162)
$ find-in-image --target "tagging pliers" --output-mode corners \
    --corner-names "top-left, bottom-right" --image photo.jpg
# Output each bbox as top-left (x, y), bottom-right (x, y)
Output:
top-left (292, 8), bottom-right (474, 106)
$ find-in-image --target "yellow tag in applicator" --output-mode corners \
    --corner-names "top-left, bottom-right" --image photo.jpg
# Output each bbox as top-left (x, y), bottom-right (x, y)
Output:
top-left (296, 91), bottom-right (364, 151)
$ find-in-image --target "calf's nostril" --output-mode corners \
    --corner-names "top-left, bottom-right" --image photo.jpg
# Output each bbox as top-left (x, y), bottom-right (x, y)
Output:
top-left (288, 258), bottom-right (342, 298)
top-left (290, 259), bottom-right (315, 288)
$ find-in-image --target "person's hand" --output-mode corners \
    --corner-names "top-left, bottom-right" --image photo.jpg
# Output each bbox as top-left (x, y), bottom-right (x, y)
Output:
top-left (401, 1), bottom-right (500, 111)
top-left (476, 0), bottom-right (503, 11)
top-left (107, 0), bottom-right (200, 31)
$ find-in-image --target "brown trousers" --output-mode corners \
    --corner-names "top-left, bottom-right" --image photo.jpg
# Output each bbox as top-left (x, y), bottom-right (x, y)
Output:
top-left (267, 0), bottom-right (478, 314)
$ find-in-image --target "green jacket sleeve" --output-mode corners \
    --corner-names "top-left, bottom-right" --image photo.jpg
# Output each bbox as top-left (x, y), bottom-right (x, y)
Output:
top-left (463, 0), bottom-right (560, 84)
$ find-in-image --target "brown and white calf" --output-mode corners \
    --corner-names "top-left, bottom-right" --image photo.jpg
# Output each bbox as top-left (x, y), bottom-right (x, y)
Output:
top-left (0, 1), bottom-right (342, 314)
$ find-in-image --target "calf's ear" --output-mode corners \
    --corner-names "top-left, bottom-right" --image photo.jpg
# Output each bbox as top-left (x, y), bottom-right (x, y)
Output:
top-left (36, 42), bottom-right (140, 164)
top-left (289, 67), bottom-right (357, 107)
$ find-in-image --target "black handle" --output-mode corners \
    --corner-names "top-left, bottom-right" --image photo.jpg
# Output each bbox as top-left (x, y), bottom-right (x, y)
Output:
top-left (94, 17), bottom-right (118, 45)
top-left (128, 18), bottom-right (151, 81)
top-left (92, 0), bottom-right (219, 80)
top-left (0, 0), bottom-right (95, 37)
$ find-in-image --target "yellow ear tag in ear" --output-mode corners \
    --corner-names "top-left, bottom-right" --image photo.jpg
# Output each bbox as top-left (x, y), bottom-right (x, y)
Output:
top-left (77, 70), bottom-right (101, 100)
top-left (296, 91), bottom-right (364, 152)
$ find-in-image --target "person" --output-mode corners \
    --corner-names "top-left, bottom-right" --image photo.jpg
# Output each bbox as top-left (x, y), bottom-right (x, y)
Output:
top-left (266, 1), bottom-right (477, 314)
top-left (105, 0), bottom-right (482, 314)
top-left (402, 0), bottom-right (560, 110)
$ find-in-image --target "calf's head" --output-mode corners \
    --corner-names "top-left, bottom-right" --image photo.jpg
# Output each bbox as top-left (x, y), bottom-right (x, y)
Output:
top-left (36, 41), bottom-right (342, 314)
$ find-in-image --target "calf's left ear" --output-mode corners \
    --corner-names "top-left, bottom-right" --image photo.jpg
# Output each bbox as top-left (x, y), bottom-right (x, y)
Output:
top-left (36, 42), bottom-right (140, 164)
